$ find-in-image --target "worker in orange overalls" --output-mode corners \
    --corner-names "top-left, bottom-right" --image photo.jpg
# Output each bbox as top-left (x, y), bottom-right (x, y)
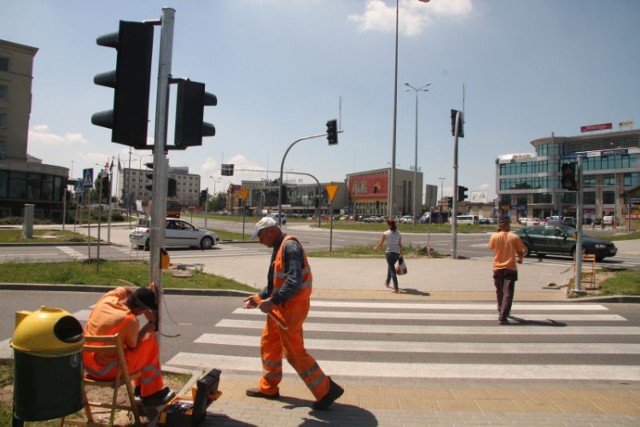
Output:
top-left (243, 217), bottom-right (344, 410)
top-left (83, 285), bottom-right (175, 407)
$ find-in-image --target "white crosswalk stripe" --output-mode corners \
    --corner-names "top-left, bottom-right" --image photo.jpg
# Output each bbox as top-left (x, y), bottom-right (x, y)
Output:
top-left (167, 301), bottom-right (640, 382)
top-left (58, 246), bottom-right (87, 260)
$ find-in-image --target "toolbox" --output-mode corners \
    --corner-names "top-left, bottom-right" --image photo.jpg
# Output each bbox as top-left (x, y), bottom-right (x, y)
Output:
top-left (158, 368), bottom-right (222, 427)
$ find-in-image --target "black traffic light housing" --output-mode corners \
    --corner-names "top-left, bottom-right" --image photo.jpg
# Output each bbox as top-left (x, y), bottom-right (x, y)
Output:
top-left (174, 79), bottom-right (217, 149)
top-left (326, 119), bottom-right (338, 145)
top-left (221, 163), bottom-right (234, 176)
top-left (561, 162), bottom-right (578, 191)
top-left (168, 177), bottom-right (177, 197)
top-left (457, 185), bottom-right (468, 202)
top-left (92, 21), bottom-right (154, 149)
top-left (450, 109), bottom-right (464, 138)
top-left (100, 174), bottom-right (110, 203)
top-left (144, 162), bottom-right (154, 192)
top-left (446, 196), bottom-right (453, 208)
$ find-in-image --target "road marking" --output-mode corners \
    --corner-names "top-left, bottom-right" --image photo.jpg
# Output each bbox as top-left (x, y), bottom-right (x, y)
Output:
top-left (215, 319), bottom-right (640, 335)
top-left (232, 308), bottom-right (627, 322)
top-left (167, 353), bottom-right (640, 382)
top-left (195, 333), bottom-right (640, 355)
top-left (310, 301), bottom-right (610, 311)
top-left (58, 246), bottom-right (87, 260)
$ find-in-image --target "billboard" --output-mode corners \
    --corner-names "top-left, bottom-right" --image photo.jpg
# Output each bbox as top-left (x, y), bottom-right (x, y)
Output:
top-left (469, 191), bottom-right (488, 203)
top-left (580, 123), bottom-right (612, 133)
top-left (348, 172), bottom-right (388, 201)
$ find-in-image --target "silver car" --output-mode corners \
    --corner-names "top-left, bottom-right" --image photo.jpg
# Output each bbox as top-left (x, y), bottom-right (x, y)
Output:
top-left (129, 218), bottom-right (219, 250)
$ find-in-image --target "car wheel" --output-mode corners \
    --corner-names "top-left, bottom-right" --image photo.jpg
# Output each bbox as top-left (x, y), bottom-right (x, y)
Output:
top-left (595, 255), bottom-right (604, 262)
top-left (144, 240), bottom-right (150, 251)
top-left (522, 244), bottom-right (531, 258)
top-left (200, 236), bottom-right (214, 249)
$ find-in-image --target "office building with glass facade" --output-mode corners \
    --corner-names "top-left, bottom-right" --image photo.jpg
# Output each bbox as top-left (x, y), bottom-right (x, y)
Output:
top-left (496, 128), bottom-right (639, 225)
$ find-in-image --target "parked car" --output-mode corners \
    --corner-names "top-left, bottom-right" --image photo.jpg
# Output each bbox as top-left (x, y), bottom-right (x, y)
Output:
top-left (129, 218), bottom-right (219, 250)
top-left (524, 218), bottom-right (541, 226)
top-left (267, 212), bottom-right (287, 225)
top-left (478, 218), bottom-right (491, 225)
top-left (514, 225), bottom-right (617, 261)
top-left (399, 215), bottom-right (414, 224)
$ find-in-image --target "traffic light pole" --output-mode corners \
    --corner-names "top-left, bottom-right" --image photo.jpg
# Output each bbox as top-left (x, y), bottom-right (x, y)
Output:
top-left (278, 129), bottom-right (342, 225)
top-left (451, 110), bottom-right (462, 259)
top-left (149, 8), bottom-right (174, 325)
top-left (574, 155), bottom-right (584, 294)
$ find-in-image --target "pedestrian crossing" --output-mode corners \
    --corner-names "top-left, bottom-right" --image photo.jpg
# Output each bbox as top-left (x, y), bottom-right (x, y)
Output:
top-left (166, 300), bottom-right (640, 382)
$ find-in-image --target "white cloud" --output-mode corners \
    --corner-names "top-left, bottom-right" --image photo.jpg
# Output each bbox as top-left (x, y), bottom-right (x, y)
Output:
top-left (28, 124), bottom-right (88, 145)
top-left (348, 0), bottom-right (473, 37)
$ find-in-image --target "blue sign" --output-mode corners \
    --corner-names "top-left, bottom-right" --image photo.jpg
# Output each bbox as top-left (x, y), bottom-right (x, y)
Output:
top-left (82, 168), bottom-right (94, 189)
top-left (74, 182), bottom-right (83, 195)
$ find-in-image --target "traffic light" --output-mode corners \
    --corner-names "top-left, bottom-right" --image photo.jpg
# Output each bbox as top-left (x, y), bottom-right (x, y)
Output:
top-left (92, 21), bottom-right (154, 148)
top-left (101, 174), bottom-right (110, 203)
top-left (168, 178), bottom-right (177, 197)
top-left (145, 162), bottom-right (154, 192)
top-left (221, 163), bottom-right (234, 176)
top-left (326, 119), bottom-right (338, 145)
top-left (450, 109), bottom-right (464, 138)
top-left (561, 162), bottom-right (578, 191)
top-left (174, 79), bottom-right (217, 149)
top-left (446, 196), bottom-right (453, 208)
top-left (457, 185), bottom-right (468, 202)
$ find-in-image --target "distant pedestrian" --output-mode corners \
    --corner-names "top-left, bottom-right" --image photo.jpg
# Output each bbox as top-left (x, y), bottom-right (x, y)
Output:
top-left (488, 217), bottom-right (525, 324)
top-left (243, 217), bottom-right (344, 410)
top-left (374, 218), bottom-right (403, 293)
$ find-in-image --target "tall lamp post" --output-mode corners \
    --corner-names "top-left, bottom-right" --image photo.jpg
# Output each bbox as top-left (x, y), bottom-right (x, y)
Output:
top-left (389, 0), bottom-right (431, 218)
top-left (404, 82), bottom-right (430, 225)
top-left (439, 177), bottom-right (446, 211)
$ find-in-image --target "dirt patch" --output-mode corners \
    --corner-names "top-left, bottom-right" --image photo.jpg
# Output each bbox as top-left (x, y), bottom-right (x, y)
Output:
top-left (1, 373), bottom-right (189, 425)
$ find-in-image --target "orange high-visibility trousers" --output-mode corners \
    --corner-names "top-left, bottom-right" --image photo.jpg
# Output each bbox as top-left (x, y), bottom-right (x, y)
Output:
top-left (258, 294), bottom-right (330, 400)
top-left (83, 332), bottom-right (165, 398)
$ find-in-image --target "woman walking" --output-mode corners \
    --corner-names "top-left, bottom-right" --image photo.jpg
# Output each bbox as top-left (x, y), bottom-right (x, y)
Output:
top-left (374, 218), bottom-right (403, 293)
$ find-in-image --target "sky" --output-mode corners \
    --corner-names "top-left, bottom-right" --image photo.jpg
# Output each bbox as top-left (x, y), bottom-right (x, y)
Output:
top-left (2, 0), bottom-right (639, 201)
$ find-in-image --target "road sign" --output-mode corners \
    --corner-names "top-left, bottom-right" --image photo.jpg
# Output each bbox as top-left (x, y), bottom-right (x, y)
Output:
top-left (326, 184), bottom-right (339, 203)
top-left (74, 182), bottom-right (83, 196)
top-left (239, 188), bottom-right (249, 201)
top-left (82, 168), bottom-right (94, 189)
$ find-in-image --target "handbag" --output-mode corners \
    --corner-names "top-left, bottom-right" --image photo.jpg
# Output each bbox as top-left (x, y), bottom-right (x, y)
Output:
top-left (395, 256), bottom-right (407, 275)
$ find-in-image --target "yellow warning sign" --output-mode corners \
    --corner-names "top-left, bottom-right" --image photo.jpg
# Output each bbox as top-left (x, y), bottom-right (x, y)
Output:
top-left (239, 188), bottom-right (250, 201)
top-left (326, 184), bottom-right (339, 203)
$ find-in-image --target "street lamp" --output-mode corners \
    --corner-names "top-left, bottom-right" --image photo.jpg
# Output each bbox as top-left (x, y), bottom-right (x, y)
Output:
top-left (389, 0), bottom-right (431, 218)
top-left (404, 81), bottom-right (431, 225)
top-left (439, 177), bottom-right (446, 210)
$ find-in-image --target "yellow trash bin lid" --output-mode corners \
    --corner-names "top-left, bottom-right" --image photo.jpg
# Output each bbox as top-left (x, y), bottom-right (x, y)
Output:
top-left (11, 306), bottom-right (84, 357)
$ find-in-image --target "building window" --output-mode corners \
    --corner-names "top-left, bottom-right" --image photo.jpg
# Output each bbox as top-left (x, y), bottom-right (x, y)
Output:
top-left (0, 84), bottom-right (7, 100)
top-left (0, 57), bottom-right (8, 72)
top-left (0, 112), bottom-right (6, 128)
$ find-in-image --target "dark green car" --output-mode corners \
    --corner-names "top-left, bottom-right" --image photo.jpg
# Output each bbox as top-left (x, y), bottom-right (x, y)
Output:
top-left (514, 225), bottom-right (617, 261)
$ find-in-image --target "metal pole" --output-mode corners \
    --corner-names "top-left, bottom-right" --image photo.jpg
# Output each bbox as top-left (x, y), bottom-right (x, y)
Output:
top-left (574, 156), bottom-right (584, 293)
top-left (150, 8), bottom-right (175, 322)
top-left (451, 111), bottom-right (461, 259)
top-left (413, 89), bottom-right (418, 225)
top-left (278, 133), bottom-right (330, 226)
top-left (388, 0), bottom-right (399, 218)
top-left (204, 187), bottom-right (209, 229)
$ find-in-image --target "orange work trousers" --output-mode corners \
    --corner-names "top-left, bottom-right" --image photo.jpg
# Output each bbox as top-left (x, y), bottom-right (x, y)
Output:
top-left (258, 294), bottom-right (330, 400)
top-left (83, 332), bottom-right (165, 398)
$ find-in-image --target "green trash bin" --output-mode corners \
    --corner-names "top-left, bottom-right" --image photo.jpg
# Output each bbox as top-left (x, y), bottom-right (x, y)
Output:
top-left (10, 306), bottom-right (84, 422)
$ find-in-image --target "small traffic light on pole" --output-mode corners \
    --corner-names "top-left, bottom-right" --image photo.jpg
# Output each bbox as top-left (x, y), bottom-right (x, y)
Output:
top-left (145, 162), bottom-right (154, 192)
top-left (326, 119), bottom-right (338, 145)
top-left (174, 79), bottom-right (217, 149)
top-left (450, 109), bottom-right (464, 138)
top-left (446, 196), bottom-right (453, 208)
top-left (561, 162), bottom-right (578, 191)
top-left (457, 185), bottom-right (468, 202)
top-left (221, 163), bottom-right (234, 176)
top-left (92, 21), bottom-right (154, 149)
